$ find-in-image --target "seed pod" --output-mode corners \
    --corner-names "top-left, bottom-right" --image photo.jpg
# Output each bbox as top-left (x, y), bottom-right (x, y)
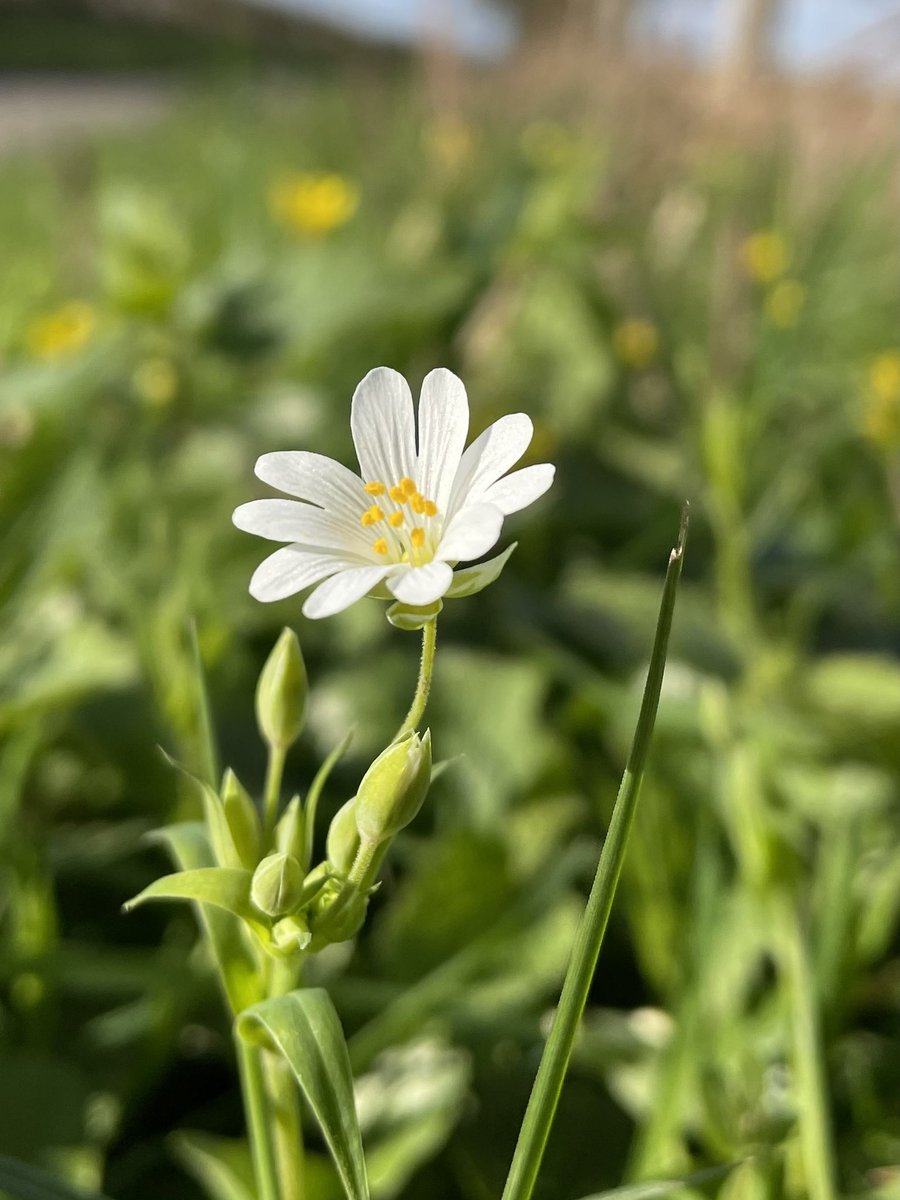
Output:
top-left (250, 851), bottom-right (304, 918)
top-left (354, 730), bottom-right (432, 846)
top-left (326, 798), bottom-right (361, 875)
top-left (256, 628), bottom-right (307, 752)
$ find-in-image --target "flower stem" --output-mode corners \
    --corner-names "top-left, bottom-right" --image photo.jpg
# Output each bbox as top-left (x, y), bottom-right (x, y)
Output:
top-left (394, 618), bottom-right (437, 741)
top-left (263, 742), bottom-right (287, 846)
top-left (237, 1036), bottom-right (280, 1200)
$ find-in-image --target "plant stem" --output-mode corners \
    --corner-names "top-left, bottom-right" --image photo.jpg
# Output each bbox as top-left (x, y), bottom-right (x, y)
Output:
top-left (775, 894), bottom-right (838, 1200)
top-left (263, 742), bottom-right (287, 845)
top-left (237, 1036), bottom-right (280, 1200)
top-left (501, 508), bottom-right (688, 1200)
top-left (394, 618), bottom-right (437, 741)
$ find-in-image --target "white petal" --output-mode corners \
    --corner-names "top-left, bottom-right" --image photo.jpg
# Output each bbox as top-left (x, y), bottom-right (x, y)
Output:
top-left (448, 413), bottom-right (534, 516)
top-left (255, 451), bottom-right (367, 520)
top-left (234, 500), bottom-right (372, 556)
top-left (416, 368), bottom-right (469, 513)
top-left (482, 463), bottom-right (555, 515)
top-left (387, 561), bottom-right (454, 606)
top-left (350, 367), bottom-right (416, 488)
top-left (250, 547), bottom-right (352, 603)
top-left (437, 502), bottom-right (504, 562)
top-left (302, 565), bottom-right (392, 619)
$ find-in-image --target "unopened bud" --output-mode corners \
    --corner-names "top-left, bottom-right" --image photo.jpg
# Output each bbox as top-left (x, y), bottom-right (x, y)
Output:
top-left (256, 628), bottom-right (307, 751)
top-left (250, 851), bottom-right (303, 917)
top-left (271, 914), bottom-right (311, 955)
top-left (326, 798), bottom-right (361, 875)
top-left (354, 730), bottom-right (432, 845)
top-left (275, 795), bottom-right (306, 865)
top-left (221, 769), bottom-right (261, 869)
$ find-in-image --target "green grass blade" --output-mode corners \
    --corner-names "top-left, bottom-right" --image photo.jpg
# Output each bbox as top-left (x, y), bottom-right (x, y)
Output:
top-left (0, 1156), bottom-right (114, 1200)
top-left (236, 989), bottom-right (370, 1200)
top-left (188, 616), bottom-right (219, 788)
top-left (576, 1159), bottom-right (740, 1199)
top-left (501, 506), bottom-right (689, 1200)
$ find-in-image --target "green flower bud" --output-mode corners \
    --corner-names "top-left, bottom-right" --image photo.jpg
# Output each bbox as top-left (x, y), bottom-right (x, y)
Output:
top-left (275, 795), bottom-right (306, 865)
top-left (221, 769), bottom-right (261, 869)
top-left (271, 914), bottom-right (311, 956)
top-left (326, 798), bottom-right (361, 875)
top-left (250, 851), bottom-right (303, 917)
top-left (354, 730), bottom-right (432, 846)
top-left (256, 628), bottom-right (307, 751)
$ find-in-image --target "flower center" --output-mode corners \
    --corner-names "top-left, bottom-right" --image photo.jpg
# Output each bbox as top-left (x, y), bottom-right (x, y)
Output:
top-left (360, 477), bottom-right (439, 565)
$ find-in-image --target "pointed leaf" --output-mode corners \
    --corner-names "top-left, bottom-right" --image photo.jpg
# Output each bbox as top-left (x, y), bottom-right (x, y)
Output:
top-left (124, 867), bottom-right (267, 936)
top-left (576, 1160), bottom-right (741, 1199)
top-left (445, 543), bottom-right (517, 599)
top-left (0, 1155), bottom-right (114, 1200)
top-left (236, 989), bottom-right (369, 1200)
top-left (171, 1131), bottom-right (255, 1200)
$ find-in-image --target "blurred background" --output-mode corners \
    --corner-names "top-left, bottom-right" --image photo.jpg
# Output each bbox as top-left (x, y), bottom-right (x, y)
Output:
top-left (1, 1), bottom-right (900, 1197)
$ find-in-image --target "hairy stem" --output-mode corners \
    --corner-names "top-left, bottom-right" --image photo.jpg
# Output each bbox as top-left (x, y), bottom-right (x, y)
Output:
top-left (394, 618), bottom-right (437, 741)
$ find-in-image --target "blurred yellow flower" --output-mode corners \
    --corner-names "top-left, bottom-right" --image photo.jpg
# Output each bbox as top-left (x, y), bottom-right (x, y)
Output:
top-left (863, 351), bottom-right (900, 448)
top-left (424, 116), bottom-right (474, 173)
top-left (613, 318), bottom-right (659, 370)
top-left (764, 279), bottom-right (806, 329)
top-left (269, 172), bottom-right (359, 237)
top-left (133, 357), bottom-right (178, 409)
top-left (26, 301), bottom-right (96, 361)
top-left (741, 229), bottom-right (790, 284)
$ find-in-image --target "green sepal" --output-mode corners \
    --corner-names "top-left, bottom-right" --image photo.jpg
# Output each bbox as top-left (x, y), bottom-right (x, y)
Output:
top-left (444, 542), bottom-right (517, 599)
top-left (386, 600), bottom-right (442, 631)
top-left (326, 797), bottom-right (361, 875)
top-left (221, 768), bottom-right (261, 869)
top-left (275, 794), bottom-right (306, 864)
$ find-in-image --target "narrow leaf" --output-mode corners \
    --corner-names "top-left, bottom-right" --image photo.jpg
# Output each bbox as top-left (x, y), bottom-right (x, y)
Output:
top-left (123, 867), bottom-right (266, 936)
top-left (171, 1131), bottom-right (256, 1200)
top-left (236, 989), bottom-right (369, 1200)
top-left (501, 506), bottom-right (688, 1200)
top-left (0, 1155), bottom-right (114, 1200)
top-left (303, 728), bottom-right (355, 872)
top-left (577, 1160), bottom-right (740, 1199)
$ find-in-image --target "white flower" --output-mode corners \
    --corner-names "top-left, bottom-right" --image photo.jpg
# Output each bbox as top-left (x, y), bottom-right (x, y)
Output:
top-left (233, 367), bottom-right (555, 619)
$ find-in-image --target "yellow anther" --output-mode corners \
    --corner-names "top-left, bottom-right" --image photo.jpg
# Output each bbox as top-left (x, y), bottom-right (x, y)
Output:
top-left (364, 481), bottom-right (385, 495)
top-left (389, 484), bottom-right (406, 503)
top-left (360, 505), bottom-right (384, 527)
top-left (372, 538), bottom-right (388, 555)
top-left (410, 493), bottom-right (426, 514)
top-left (423, 499), bottom-right (438, 517)
top-left (400, 477), bottom-right (417, 496)
top-left (388, 511), bottom-right (405, 527)
top-left (410, 527), bottom-right (426, 548)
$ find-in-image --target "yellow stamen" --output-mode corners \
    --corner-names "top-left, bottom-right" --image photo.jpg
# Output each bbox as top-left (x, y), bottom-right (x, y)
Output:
top-left (360, 505), bottom-right (384, 527)
top-left (400, 477), bottom-right (417, 496)
top-left (372, 538), bottom-right (388, 554)
top-left (364, 481), bottom-right (385, 495)
top-left (389, 484), bottom-right (406, 502)
top-left (410, 493), bottom-right (426, 514)
top-left (423, 499), bottom-right (438, 517)
top-left (410, 527), bottom-right (426, 548)
top-left (388, 511), bottom-right (405, 527)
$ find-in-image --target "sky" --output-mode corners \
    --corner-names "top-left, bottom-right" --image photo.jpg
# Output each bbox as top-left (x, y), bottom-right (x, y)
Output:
top-left (258, 0), bottom-right (900, 69)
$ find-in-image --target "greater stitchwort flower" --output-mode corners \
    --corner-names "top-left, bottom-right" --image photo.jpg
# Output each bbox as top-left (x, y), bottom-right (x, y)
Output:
top-left (234, 367), bottom-right (554, 618)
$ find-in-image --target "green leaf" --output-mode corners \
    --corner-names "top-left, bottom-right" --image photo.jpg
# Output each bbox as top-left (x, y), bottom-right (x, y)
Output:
top-left (576, 1161), bottom-right (741, 1199)
top-left (303, 728), bottom-right (356, 873)
top-left (0, 1155), bottom-right (114, 1200)
top-left (159, 749), bottom-right (242, 869)
top-left (150, 823), bottom-right (262, 1013)
top-left (444, 543), bottom-right (517, 599)
top-left (501, 505), bottom-right (688, 1200)
top-left (123, 867), bottom-right (266, 935)
top-left (171, 1131), bottom-right (256, 1200)
top-left (236, 990), bottom-right (370, 1200)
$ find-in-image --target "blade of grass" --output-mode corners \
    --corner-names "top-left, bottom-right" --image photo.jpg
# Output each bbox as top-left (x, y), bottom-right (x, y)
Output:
top-left (501, 505), bottom-right (689, 1200)
top-left (188, 616), bottom-right (219, 788)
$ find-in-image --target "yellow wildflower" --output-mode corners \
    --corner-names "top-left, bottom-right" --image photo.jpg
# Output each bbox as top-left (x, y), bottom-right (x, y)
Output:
top-left (741, 229), bottom-right (790, 284)
top-left (269, 172), bottom-right (359, 237)
top-left (132, 357), bottom-right (178, 409)
top-left (863, 351), bottom-right (900, 449)
top-left (764, 279), bottom-right (806, 329)
top-left (424, 115), bottom-right (474, 173)
top-left (26, 301), bottom-right (96, 361)
top-left (613, 318), bottom-right (659, 370)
